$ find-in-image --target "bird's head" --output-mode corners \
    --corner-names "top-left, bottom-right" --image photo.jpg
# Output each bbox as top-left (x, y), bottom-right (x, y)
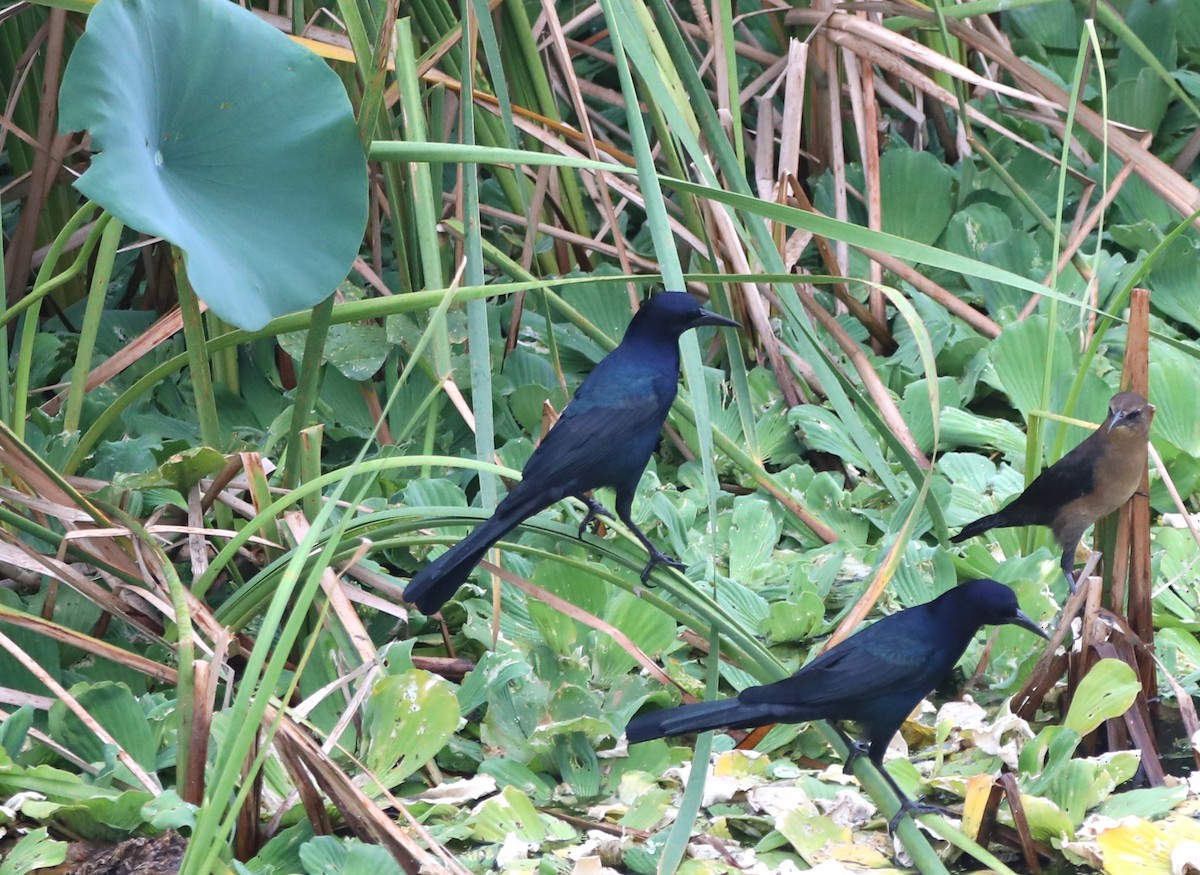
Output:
top-left (1105, 391), bottom-right (1154, 439)
top-left (631, 292), bottom-right (741, 338)
top-left (952, 578), bottom-right (1048, 639)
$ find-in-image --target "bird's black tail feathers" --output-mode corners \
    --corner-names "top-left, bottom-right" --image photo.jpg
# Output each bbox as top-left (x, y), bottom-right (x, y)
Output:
top-left (626, 698), bottom-right (771, 744)
top-left (949, 513), bottom-right (1002, 543)
top-left (403, 491), bottom-right (545, 615)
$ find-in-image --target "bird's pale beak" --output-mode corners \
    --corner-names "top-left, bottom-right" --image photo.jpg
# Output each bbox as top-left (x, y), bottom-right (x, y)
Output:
top-left (1012, 609), bottom-right (1050, 640)
top-left (695, 308), bottom-right (741, 329)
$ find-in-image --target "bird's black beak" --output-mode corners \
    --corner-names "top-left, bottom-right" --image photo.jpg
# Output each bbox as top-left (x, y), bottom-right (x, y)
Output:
top-left (694, 308), bottom-right (741, 329)
top-left (1107, 409), bottom-right (1127, 433)
top-left (1012, 609), bottom-right (1050, 640)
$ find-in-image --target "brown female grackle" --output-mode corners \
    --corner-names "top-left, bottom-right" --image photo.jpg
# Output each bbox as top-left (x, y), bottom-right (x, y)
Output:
top-left (951, 391), bottom-right (1153, 590)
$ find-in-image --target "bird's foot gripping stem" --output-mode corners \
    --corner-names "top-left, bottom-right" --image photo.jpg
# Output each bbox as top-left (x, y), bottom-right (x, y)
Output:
top-left (577, 496), bottom-right (615, 539)
top-left (639, 549), bottom-right (686, 582)
top-left (873, 757), bottom-right (953, 833)
top-left (843, 739), bottom-right (870, 773)
top-left (887, 795), bottom-right (953, 834)
top-left (850, 742), bottom-right (954, 833)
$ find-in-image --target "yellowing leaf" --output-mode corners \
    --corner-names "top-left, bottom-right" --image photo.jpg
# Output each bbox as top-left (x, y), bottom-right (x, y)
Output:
top-left (960, 773), bottom-right (997, 839)
top-left (712, 749), bottom-right (769, 778)
top-left (1097, 819), bottom-right (1174, 875)
top-left (825, 841), bottom-right (895, 867)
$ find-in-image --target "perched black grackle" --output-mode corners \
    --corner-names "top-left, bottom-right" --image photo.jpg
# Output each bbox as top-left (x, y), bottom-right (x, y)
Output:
top-left (624, 578), bottom-right (1047, 830)
top-left (951, 391), bottom-right (1153, 591)
top-left (403, 292), bottom-right (740, 615)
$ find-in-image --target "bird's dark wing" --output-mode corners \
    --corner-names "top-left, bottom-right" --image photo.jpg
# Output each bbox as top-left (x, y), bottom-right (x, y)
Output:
top-left (1002, 439), bottom-right (1097, 517)
top-left (514, 368), bottom-right (675, 498)
top-left (740, 617), bottom-right (937, 711)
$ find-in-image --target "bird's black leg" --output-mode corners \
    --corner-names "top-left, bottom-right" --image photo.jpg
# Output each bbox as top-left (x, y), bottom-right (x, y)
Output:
top-left (844, 737), bottom-right (947, 830)
top-left (1060, 548), bottom-right (1079, 594)
top-left (576, 495), bottom-right (614, 539)
top-left (614, 494), bottom-right (685, 582)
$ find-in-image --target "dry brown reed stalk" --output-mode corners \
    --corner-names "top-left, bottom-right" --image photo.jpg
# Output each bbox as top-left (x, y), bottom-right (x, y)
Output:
top-left (786, 8), bottom-right (1086, 192)
top-left (286, 516), bottom-right (376, 660)
top-left (268, 705), bottom-right (445, 874)
top-left (841, 23), bottom-right (885, 348)
top-left (940, 17), bottom-right (1200, 223)
top-left (861, 247), bottom-right (1001, 337)
top-left (783, 178), bottom-right (894, 350)
top-left (3, 8), bottom-right (72, 306)
top-left (38, 306), bottom-right (187, 416)
top-left (536, 0), bottom-right (641, 286)
top-left (987, 773), bottom-right (1044, 874)
top-left (1112, 288), bottom-right (1154, 698)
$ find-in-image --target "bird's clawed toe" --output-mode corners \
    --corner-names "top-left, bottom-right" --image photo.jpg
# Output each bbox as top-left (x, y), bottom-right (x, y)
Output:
top-left (639, 550), bottom-right (686, 582)
top-left (887, 796), bottom-right (953, 833)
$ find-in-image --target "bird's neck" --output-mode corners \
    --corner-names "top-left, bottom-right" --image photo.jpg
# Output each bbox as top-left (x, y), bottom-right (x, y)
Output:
top-left (928, 599), bottom-right (989, 652)
top-left (1107, 427), bottom-right (1149, 448)
top-left (617, 328), bottom-right (683, 366)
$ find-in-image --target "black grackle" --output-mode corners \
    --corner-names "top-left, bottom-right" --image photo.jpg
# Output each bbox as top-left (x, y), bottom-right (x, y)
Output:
top-left (403, 292), bottom-right (740, 615)
top-left (624, 578), bottom-right (1047, 831)
top-left (951, 391), bottom-right (1153, 591)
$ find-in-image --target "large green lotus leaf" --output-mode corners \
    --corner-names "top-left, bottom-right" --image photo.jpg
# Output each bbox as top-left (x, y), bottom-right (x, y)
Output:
top-left (58, 0), bottom-right (367, 331)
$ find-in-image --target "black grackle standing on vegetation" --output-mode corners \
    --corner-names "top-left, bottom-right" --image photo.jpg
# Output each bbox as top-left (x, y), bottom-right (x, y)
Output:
top-left (950, 391), bottom-right (1153, 591)
top-left (624, 578), bottom-right (1048, 830)
top-left (403, 292), bottom-right (741, 615)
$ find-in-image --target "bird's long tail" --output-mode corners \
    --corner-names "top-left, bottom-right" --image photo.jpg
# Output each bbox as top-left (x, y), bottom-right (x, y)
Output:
top-left (625, 698), bottom-right (771, 744)
top-left (403, 493), bottom-right (543, 615)
top-left (949, 512), bottom-right (1002, 543)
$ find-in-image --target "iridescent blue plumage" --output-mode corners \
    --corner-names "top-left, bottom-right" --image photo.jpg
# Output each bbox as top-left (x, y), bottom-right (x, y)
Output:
top-left (625, 578), bottom-right (1048, 829)
top-left (403, 292), bottom-right (740, 615)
